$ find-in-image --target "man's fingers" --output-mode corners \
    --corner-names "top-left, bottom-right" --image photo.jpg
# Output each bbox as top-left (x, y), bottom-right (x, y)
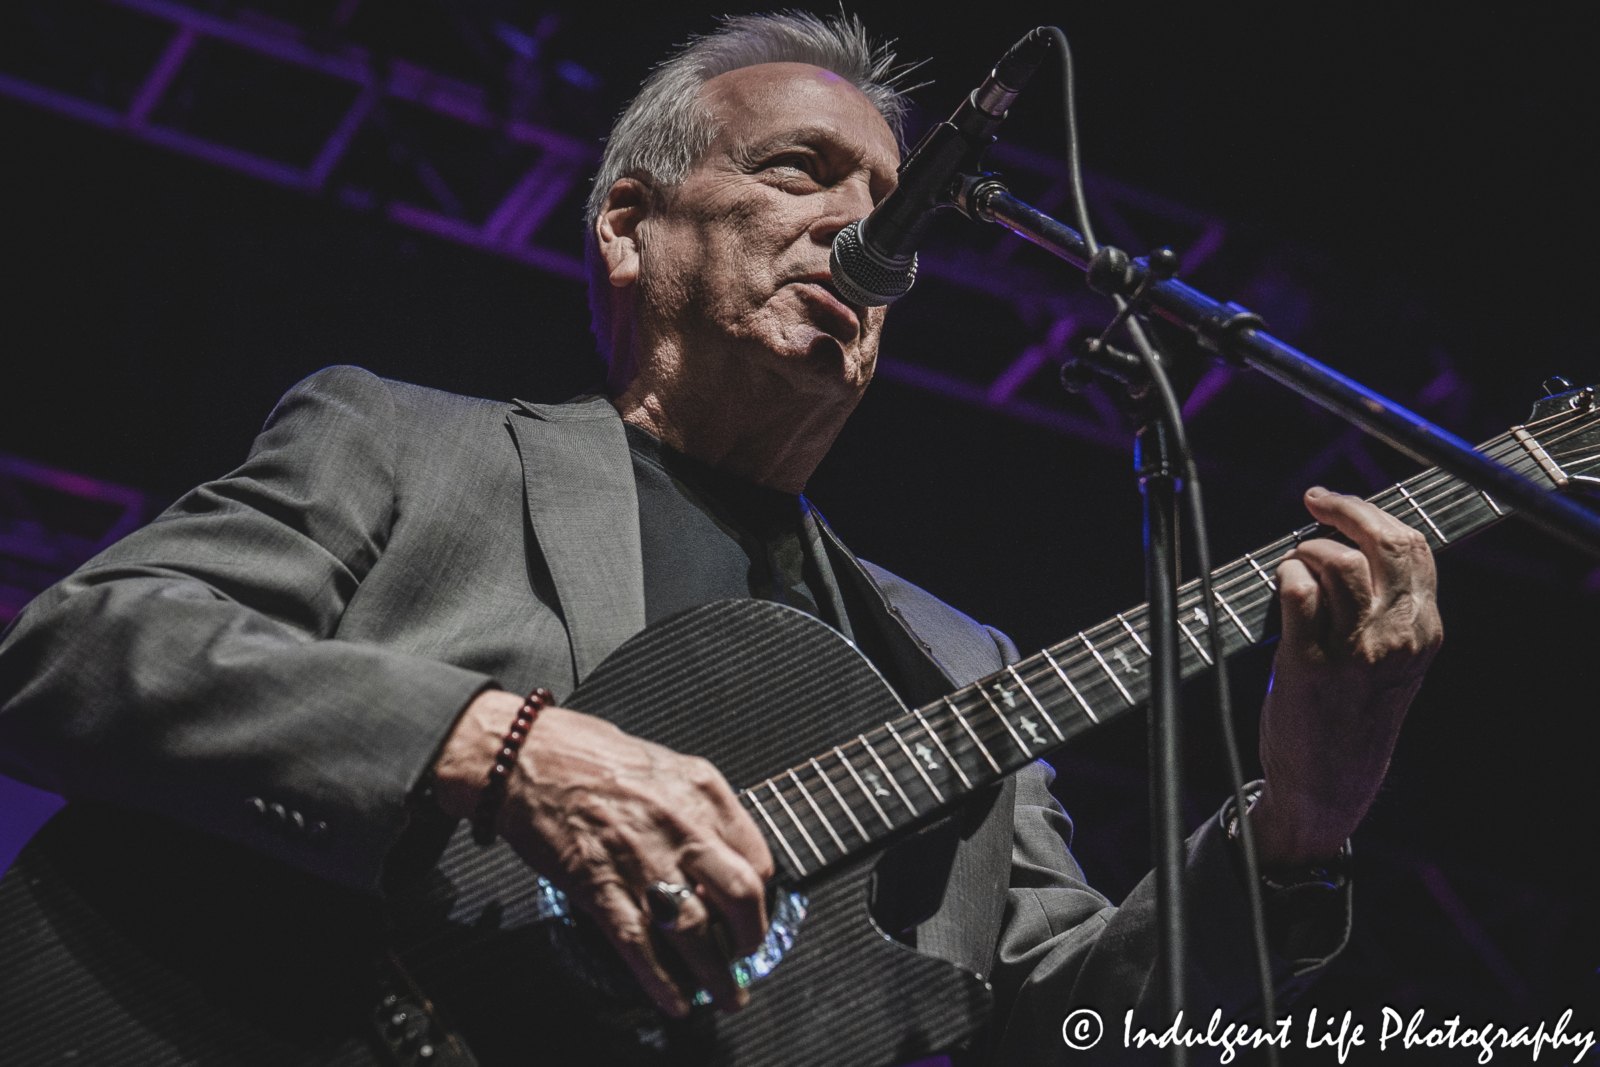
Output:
top-left (681, 842), bottom-right (770, 957)
top-left (590, 883), bottom-right (691, 1018)
top-left (1301, 486), bottom-right (1434, 600)
top-left (660, 892), bottom-right (747, 1011)
top-left (1274, 555), bottom-right (1322, 655)
top-left (691, 759), bottom-right (776, 882)
top-left (1281, 537), bottom-right (1368, 640)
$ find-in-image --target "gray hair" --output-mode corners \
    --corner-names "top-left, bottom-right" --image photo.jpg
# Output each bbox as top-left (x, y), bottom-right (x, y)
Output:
top-left (584, 11), bottom-right (913, 363)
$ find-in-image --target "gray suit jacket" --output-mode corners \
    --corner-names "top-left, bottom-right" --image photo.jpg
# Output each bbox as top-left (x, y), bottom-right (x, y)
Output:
top-left (0, 366), bottom-right (1346, 1065)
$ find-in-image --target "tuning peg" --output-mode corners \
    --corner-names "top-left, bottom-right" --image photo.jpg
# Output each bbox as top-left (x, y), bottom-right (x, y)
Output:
top-left (1542, 376), bottom-right (1573, 396)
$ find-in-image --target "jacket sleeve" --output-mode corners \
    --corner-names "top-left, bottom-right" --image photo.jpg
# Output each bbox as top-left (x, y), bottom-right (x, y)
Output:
top-left (986, 759), bottom-right (1351, 1064)
top-left (0, 365), bottom-right (494, 893)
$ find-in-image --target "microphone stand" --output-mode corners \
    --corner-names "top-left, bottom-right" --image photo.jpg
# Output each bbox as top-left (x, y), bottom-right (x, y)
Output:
top-left (1063, 332), bottom-right (1192, 1056)
top-left (953, 174), bottom-right (1600, 558)
top-left (949, 169), bottom-right (1600, 1060)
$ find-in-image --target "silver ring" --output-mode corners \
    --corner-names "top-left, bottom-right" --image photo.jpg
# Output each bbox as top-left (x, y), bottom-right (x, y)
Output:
top-left (645, 881), bottom-right (695, 930)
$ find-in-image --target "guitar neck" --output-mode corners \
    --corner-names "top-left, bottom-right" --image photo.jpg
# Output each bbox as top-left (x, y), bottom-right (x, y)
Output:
top-left (742, 417), bottom-right (1576, 882)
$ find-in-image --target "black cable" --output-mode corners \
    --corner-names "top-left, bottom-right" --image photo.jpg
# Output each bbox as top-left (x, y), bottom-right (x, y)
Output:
top-left (1041, 27), bottom-right (1281, 1062)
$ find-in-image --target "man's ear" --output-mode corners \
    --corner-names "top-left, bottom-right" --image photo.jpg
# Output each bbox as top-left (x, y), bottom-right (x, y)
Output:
top-left (596, 178), bottom-right (648, 288)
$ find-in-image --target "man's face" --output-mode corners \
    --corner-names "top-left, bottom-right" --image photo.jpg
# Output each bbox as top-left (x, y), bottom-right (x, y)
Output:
top-left (627, 62), bottom-right (900, 402)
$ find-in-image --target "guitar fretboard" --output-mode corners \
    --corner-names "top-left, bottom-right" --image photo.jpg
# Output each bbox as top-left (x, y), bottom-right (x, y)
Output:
top-left (741, 399), bottom-right (1598, 881)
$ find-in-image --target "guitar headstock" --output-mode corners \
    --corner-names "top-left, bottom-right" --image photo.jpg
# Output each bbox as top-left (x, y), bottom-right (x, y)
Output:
top-left (1528, 379), bottom-right (1596, 421)
top-left (1526, 380), bottom-right (1600, 495)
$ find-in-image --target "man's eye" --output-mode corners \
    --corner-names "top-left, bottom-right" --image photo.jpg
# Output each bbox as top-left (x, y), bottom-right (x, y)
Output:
top-left (766, 155), bottom-right (816, 176)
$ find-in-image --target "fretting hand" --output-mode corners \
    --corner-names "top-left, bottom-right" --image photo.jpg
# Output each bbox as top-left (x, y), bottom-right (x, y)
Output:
top-left (1250, 486), bottom-right (1443, 866)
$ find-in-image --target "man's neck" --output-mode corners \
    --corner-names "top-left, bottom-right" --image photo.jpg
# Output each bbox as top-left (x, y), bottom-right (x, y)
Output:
top-left (608, 356), bottom-right (859, 494)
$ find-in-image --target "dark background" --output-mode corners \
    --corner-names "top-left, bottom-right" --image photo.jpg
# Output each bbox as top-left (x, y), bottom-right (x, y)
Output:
top-left (2, 0), bottom-right (1596, 1057)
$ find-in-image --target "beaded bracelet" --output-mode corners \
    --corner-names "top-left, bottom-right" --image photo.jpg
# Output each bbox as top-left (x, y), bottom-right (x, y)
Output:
top-left (471, 687), bottom-right (552, 846)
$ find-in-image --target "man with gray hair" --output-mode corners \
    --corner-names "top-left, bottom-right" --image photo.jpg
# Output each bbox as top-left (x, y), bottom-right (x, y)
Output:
top-left (0, 11), bottom-right (1440, 1066)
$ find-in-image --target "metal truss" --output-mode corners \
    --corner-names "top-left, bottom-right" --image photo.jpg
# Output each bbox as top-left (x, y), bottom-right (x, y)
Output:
top-left (0, 0), bottom-right (1488, 499)
top-left (0, 0), bottom-right (595, 278)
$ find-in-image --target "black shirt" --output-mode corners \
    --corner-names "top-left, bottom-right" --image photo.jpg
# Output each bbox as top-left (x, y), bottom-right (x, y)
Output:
top-left (625, 423), bottom-right (844, 633)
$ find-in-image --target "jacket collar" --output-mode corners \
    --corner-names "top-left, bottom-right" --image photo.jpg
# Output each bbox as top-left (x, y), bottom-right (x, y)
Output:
top-left (807, 508), bottom-right (962, 705)
top-left (506, 395), bottom-right (646, 681)
top-left (504, 394), bottom-right (956, 697)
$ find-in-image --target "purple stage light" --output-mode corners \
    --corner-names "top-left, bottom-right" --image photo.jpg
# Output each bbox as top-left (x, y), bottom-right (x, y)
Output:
top-left (0, 776), bottom-right (63, 876)
top-left (0, 454), bottom-right (152, 873)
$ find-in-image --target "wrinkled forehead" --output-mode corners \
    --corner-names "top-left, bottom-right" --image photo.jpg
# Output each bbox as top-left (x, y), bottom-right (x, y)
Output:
top-left (698, 62), bottom-right (900, 166)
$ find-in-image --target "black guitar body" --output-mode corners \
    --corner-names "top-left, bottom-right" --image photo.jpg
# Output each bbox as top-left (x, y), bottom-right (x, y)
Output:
top-left (0, 601), bottom-right (987, 1067)
top-left (566, 598), bottom-right (992, 1067)
top-left (381, 598), bottom-right (992, 1067)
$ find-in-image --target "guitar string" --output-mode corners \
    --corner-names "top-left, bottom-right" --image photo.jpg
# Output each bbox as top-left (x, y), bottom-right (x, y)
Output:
top-left (899, 405), bottom-right (1594, 816)
top-left (1103, 428), bottom-right (1540, 652)
top-left (750, 410), bottom-right (1599, 865)
top-left (844, 449), bottom-right (1518, 847)
top-left (759, 433), bottom-right (1558, 858)
top-left (1354, 411), bottom-right (1587, 518)
top-left (1514, 408), bottom-right (1599, 451)
top-left (1548, 443), bottom-right (1600, 463)
top-left (907, 423), bottom-right (1553, 796)
top-left (1108, 413), bottom-right (1548, 628)
top-left (1004, 422), bottom-right (1539, 706)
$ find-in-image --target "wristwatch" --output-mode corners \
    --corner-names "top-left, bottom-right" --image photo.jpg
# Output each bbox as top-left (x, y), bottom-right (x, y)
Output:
top-left (1223, 783), bottom-right (1350, 891)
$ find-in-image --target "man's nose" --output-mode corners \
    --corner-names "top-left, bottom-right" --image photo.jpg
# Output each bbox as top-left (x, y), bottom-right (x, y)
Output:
top-left (808, 178), bottom-right (880, 246)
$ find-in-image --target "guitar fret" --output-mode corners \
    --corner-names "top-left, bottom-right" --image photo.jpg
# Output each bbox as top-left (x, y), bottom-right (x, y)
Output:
top-left (1244, 550), bottom-right (1278, 592)
top-left (747, 791), bottom-right (806, 876)
top-left (1395, 484), bottom-right (1448, 544)
top-left (1042, 648), bottom-right (1098, 723)
top-left (1213, 585), bottom-right (1255, 642)
top-left (887, 721), bottom-right (944, 803)
top-left (1081, 633), bottom-right (1134, 705)
top-left (806, 758), bottom-right (870, 844)
top-left (768, 780), bottom-right (825, 866)
top-left (1116, 612), bottom-right (1151, 656)
top-left (978, 684), bottom-right (1034, 757)
top-left (859, 734), bottom-right (918, 817)
top-left (713, 417), bottom-right (1575, 887)
top-left (789, 770), bottom-right (844, 853)
top-left (945, 696), bottom-right (1001, 773)
top-left (1175, 616), bottom-right (1214, 665)
top-left (835, 746), bottom-right (893, 830)
top-left (1007, 664), bottom-right (1063, 741)
top-left (914, 709), bottom-right (970, 789)
top-left (810, 757), bottom-right (868, 843)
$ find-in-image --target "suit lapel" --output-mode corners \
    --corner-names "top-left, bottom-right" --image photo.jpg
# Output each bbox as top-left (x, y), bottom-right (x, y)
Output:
top-left (807, 508), bottom-right (959, 705)
top-left (507, 396), bottom-right (645, 681)
top-left (807, 506), bottom-right (1016, 982)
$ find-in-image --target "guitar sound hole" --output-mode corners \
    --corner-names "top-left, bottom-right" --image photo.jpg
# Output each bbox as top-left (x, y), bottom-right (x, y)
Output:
top-left (528, 877), bottom-right (809, 1003)
top-left (696, 886), bottom-right (809, 1004)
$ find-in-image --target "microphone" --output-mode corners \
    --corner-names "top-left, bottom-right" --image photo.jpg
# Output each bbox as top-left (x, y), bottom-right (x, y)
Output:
top-left (830, 29), bottom-right (1053, 307)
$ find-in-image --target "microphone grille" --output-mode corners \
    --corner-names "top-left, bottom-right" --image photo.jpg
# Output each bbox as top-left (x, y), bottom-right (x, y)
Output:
top-left (829, 221), bottom-right (917, 307)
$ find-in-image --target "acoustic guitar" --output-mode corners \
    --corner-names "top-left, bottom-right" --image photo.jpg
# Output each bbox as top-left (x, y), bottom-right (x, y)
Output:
top-left (366, 382), bottom-right (1599, 1067)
